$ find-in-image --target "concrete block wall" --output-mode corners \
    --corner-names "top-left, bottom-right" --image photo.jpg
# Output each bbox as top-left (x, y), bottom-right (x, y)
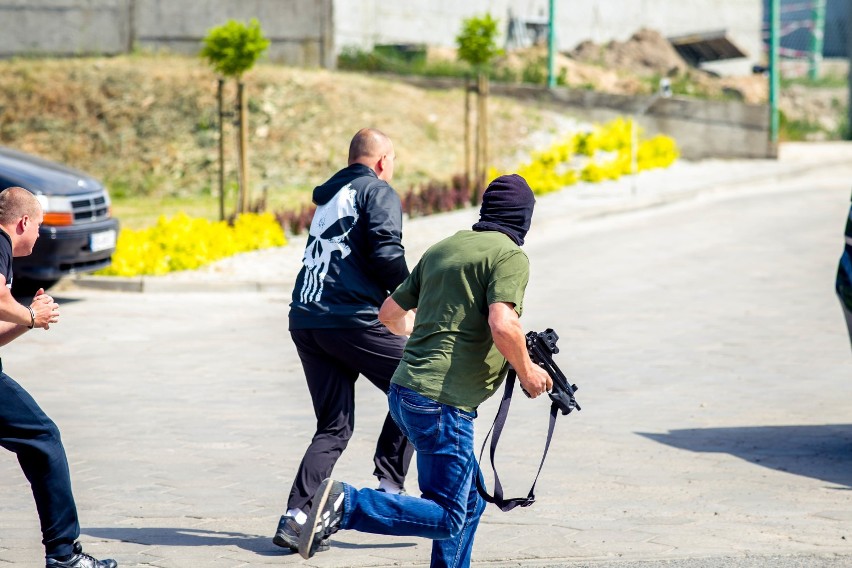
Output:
top-left (502, 84), bottom-right (776, 160)
top-left (134, 0), bottom-right (333, 68)
top-left (0, 0), bottom-right (132, 57)
top-left (0, 0), bottom-right (333, 67)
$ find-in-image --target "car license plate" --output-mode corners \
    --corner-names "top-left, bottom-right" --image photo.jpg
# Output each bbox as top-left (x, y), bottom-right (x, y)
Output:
top-left (90, 229), bottom-right (117, 252)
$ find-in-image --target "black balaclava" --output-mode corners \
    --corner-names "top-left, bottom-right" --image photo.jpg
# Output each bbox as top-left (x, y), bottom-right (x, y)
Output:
top-left (471, 174), bottom-right (536, 246)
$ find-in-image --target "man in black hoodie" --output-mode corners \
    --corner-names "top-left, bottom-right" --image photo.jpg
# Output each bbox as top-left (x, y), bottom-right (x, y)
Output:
top-left (273, 128), bottom-right (414, 552)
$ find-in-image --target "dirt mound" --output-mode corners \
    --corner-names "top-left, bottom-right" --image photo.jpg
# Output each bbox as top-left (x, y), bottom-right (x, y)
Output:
top-left (424, 28), bottom-right (771, 103)
top-left (495, 46), bottom-right (645, 94)
top-left (570, 28), bottom-right (689, 78)
top-left (492, 28), bottom-right (764, 102)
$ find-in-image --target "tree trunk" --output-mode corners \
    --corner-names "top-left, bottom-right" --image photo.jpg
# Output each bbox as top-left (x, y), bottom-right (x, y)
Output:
top-left (237, 81), bottom-right (250, 214)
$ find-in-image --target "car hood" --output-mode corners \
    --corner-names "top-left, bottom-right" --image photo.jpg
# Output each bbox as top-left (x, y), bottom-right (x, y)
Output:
top-left (0, 146), bottom-right (104, 196)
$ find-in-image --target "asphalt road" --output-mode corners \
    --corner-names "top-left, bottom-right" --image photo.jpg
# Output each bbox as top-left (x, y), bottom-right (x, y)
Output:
top-left (1, 156), bottom-right (851, 567)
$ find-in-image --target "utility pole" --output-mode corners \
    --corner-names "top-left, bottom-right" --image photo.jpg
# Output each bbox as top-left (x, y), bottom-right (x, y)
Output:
top-left (809, 0), bottom-right (826, 81)
top-left (547, 0), bottom-right (556, 88)
top-left (769, 0), bottom-right (780, 148)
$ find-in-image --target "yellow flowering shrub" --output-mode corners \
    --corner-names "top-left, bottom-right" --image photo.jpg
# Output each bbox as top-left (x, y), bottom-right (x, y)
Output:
top-left (98, 212), bottom-right (286, 277)
top-left (637, 134), bottom-right (680, 169)
top-left (506, 118), bottom-right (679, 195)
top-left (575, 117), bottom-right (632, 156)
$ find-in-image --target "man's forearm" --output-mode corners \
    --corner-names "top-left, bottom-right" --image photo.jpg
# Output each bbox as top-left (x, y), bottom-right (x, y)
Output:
top-left (0, 321), bottom-right (28, 346)
top-left (490, 315), bottom-right (537, 379)
top-left (0, 295), bottom-right (32, 327)
top-left (379, 296), bottom-right (414, 336)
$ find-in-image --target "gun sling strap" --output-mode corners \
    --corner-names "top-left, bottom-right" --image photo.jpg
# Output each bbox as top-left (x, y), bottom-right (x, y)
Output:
top-left (474, 328), bottom-right (580, 512)
top-left (474, 367), bottom-right (560, 511)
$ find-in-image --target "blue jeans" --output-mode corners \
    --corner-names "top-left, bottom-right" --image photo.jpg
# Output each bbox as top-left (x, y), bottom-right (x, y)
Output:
top-left (0, 370), bottom-right (79, 559)
top-left (341, 384), bottom-right (486, 568)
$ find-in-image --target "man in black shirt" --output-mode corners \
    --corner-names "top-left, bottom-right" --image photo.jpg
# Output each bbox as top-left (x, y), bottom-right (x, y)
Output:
top-left (0, 187), bottom-right (117, 568)
top-left (273, 129), bottom-right (414, 551)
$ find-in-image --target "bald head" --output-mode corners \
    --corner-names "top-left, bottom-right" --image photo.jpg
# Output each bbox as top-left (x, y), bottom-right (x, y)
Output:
top-left (348, 128), bottom-right (393, 165)
top-left (0, 187), bottom-right (43, 257)
top-left (347, 128), bottom-right (396, 182)
top-left (0, 187), bottom-right (41, 225)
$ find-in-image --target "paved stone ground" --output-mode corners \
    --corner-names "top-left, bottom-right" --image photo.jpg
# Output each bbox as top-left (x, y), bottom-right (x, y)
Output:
top-left (1, 143), bottom-right (851, 567)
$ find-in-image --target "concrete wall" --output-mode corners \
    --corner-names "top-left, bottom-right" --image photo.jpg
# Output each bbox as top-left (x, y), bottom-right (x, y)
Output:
top-left (0, 0), bottom-right (334, 67)
top-left (517, 86), bottom-right (775, 160)
top-left (504, 84), bottom-right (775, 160)
top-left (334, 0), bottom-right (763, 76)
top-left (135, 0), bottom-right (333, 68)
top-left (397, 76), bottom-right (775, 160)
top-left (0, 0), bottom-right (132, 57)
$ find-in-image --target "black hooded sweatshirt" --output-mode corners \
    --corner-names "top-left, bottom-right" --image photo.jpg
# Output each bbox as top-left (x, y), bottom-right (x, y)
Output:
top-left (289, 163), bottom-right (409, 329)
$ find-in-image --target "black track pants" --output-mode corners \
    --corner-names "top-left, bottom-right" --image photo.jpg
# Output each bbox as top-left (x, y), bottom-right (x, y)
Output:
top-left (287, 325), bottom-right (414, 512)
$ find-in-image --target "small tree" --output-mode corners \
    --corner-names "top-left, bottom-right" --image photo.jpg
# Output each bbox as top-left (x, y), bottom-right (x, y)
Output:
top-left (201, 18), bottom-right (270, 79)
top-left (201, 19), bottom-right (270, 217)
top-left (456, 14), bottom-right (502, 70)
top-left (456, 14), bottom-right (501, 203)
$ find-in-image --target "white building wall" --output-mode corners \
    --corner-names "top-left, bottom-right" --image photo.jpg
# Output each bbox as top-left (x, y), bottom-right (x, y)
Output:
top-left (0, 0), bottom-right (764, 74)
top-left (334, 0), bottom-right (763, 75)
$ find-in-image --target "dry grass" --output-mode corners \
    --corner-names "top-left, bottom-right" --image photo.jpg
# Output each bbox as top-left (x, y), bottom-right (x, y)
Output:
top-left (0, 54), bottom-right (557, 227)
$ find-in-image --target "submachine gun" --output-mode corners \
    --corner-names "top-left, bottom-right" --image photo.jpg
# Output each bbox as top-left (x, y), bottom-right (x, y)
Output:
top-left (523, 329), bottom-right (580, 415)
top-left (476, 328), bottom-right (581, 511)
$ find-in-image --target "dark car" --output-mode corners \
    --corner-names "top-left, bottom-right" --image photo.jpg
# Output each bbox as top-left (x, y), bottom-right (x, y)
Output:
top-left (0, 146), bottom-right (119, 294)
top-left (837, 188), bottom-right (852, 350)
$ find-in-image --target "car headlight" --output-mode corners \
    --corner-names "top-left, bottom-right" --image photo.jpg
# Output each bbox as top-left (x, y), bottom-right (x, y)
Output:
top-left (36, 195), bottom-right (74, 226)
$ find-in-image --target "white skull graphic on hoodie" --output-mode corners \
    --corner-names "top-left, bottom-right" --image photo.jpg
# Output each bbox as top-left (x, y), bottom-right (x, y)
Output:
top-left (299, 183), bottom-right (359, 303)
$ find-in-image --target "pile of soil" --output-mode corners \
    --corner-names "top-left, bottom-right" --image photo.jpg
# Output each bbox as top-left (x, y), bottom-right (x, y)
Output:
top-left (486, 28), bottom-right (770, 103)
top-left (569, 28), bottom-right (689, 78)
top-left (495, 46), bottom-right (645, 94)
top-left (526, 27), bottom-right (845, 136)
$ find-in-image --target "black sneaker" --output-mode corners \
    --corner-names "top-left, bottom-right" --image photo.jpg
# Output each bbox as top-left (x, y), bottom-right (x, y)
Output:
top-left (45, 542), bottom-right (117, 568)
top-left (272, 515), bottom-right (329, 552)
top-left (298, 479), bottom-right (345, 559)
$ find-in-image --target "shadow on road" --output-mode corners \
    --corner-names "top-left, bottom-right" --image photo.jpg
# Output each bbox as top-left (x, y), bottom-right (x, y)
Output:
top-left (638, 424), bottom-right (852, 488)
top-left (12, 294), bottom-right (84, 305)
top-left (82, 527), bottom-right (416, 557)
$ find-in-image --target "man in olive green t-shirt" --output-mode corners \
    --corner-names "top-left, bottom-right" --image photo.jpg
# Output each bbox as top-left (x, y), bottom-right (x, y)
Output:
top-left (390, 229), bottom-right (532, 412)
top-left (298, 174), bottom-right (552, 567)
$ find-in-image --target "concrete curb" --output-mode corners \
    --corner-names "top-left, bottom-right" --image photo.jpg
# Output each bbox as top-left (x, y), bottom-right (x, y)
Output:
top-left (64, 275), bottom-right (291, 294)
